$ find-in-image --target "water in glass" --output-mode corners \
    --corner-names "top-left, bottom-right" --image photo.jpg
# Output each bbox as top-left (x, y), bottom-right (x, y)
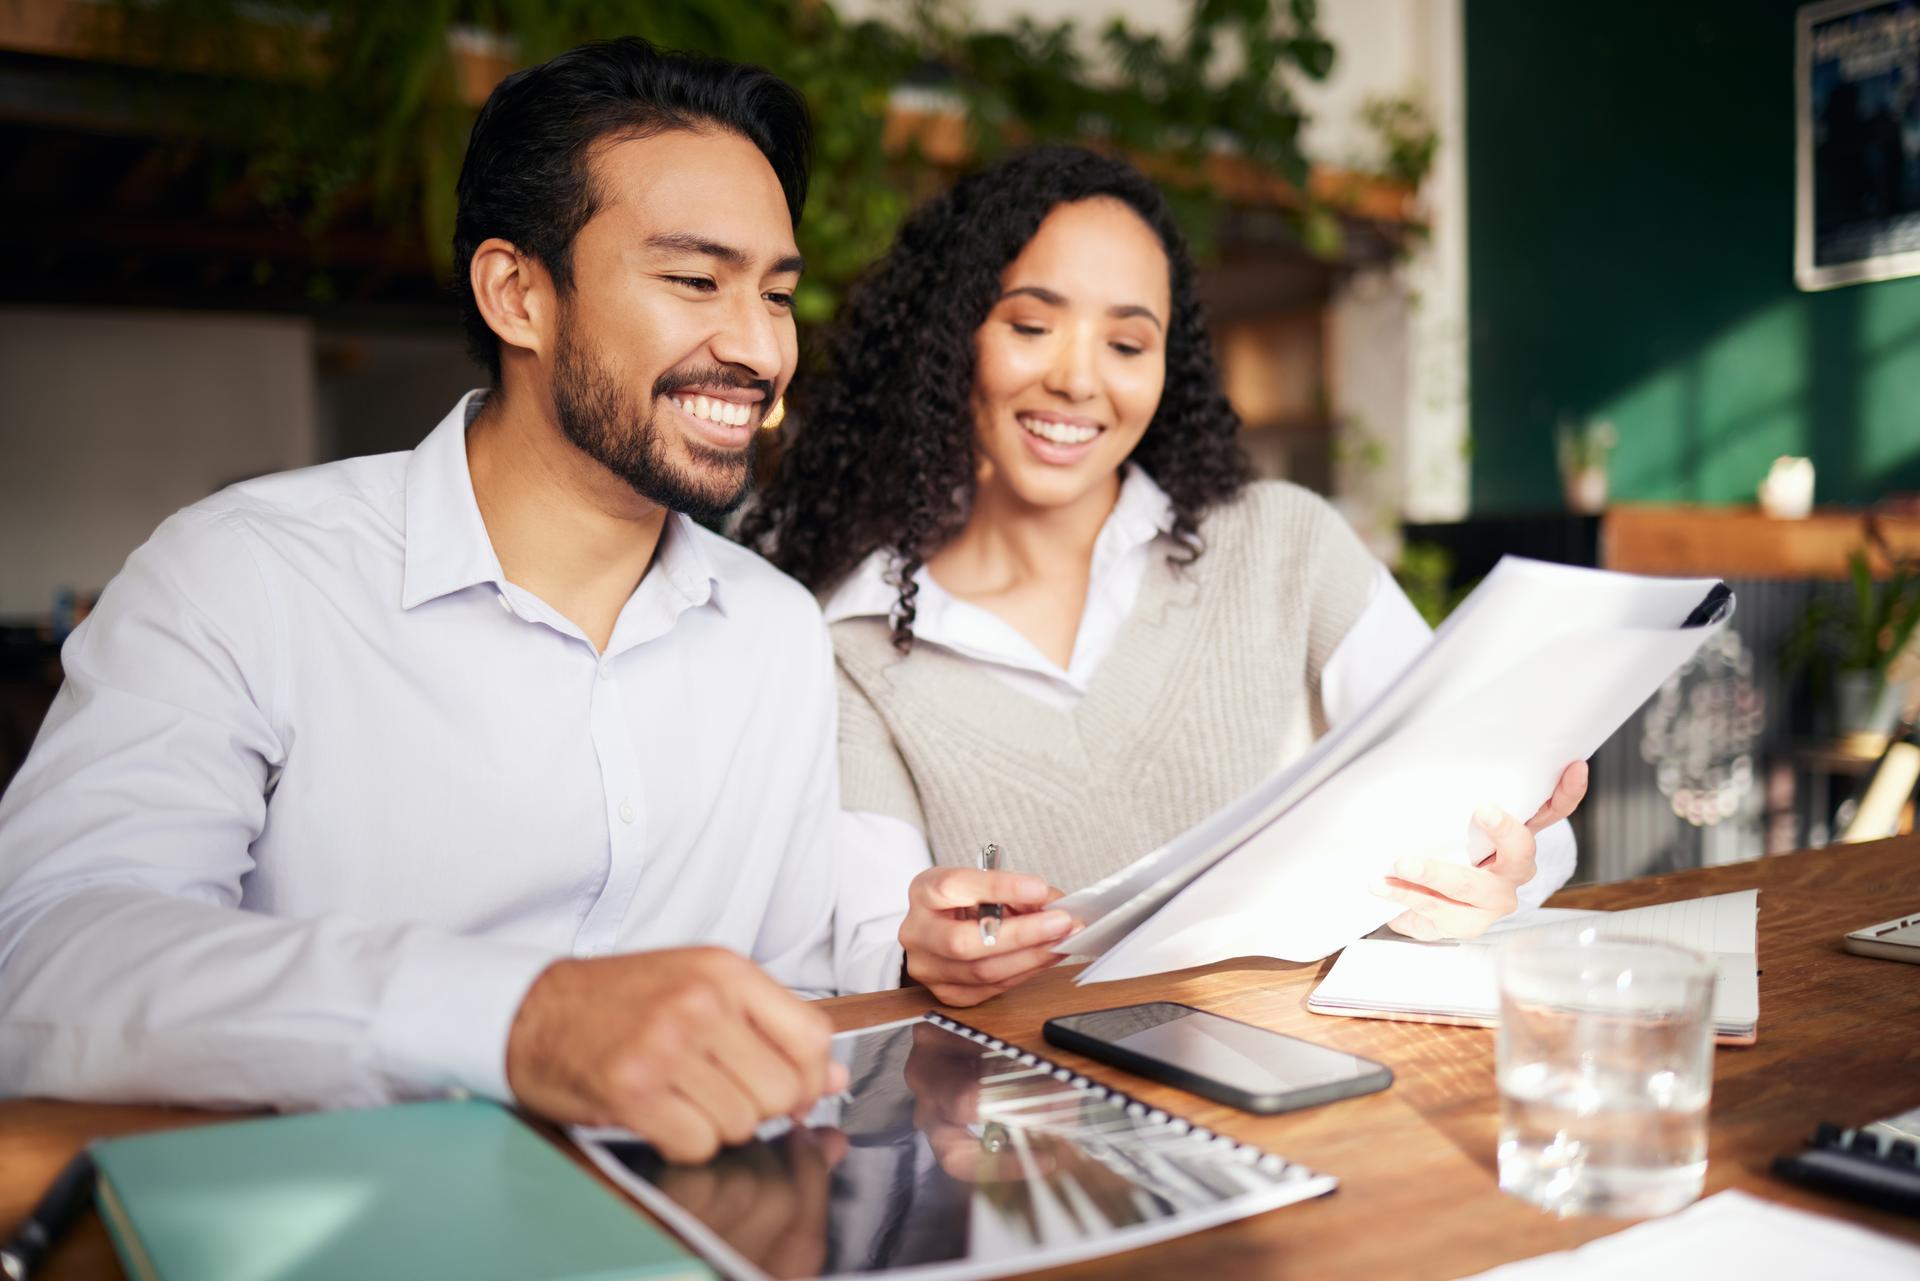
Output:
top-left (1496, 938), bottom-right (1714, 1217)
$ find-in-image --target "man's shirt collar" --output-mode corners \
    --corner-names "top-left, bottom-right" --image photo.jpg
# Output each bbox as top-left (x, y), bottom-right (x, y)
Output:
top-left (401, 390), bottom-right (724, 622)
top-left (401, 391), bottom-right (506, 610)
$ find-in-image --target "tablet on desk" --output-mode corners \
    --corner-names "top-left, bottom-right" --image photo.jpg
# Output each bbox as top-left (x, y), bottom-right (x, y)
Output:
top-left (573, 1013), bottom-right (1335, 1281)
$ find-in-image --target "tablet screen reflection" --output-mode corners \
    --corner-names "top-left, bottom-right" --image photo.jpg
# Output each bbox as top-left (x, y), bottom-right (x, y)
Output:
top-left (598, 1019), bottom-right (1306, 1279)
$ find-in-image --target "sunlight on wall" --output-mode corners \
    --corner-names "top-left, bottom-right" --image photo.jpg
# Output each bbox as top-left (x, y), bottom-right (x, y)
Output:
top-left (1601, 300), bottom-right (1808, 505)
top-left (1859, 287), bottom-right (1920, 484)
top-left (1691, 302), bottom-right (1807, 503)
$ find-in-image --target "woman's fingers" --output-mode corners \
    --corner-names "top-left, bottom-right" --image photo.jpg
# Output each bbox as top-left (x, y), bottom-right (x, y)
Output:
top-left (1472, 806), bottom-right (1539, 885)
top-left (897, 863), bottom-right (1083, 1005)
top-left (1525, 761), bottom-right (1589, 833)
top-left (1374, 849), bottom-right (1518, 939)
top-left (1376, 786), bottom-right (1573, 943)
top-left (1384, 908), bottom-right (1446, 941)
top-left (908, 908), bottom-right (1076, 963)
top-left (1385, 856), bottom-right (1520, 913)
top-left (1376, 879), bottom-right (1498, 939)
top-left (907, 937), bottom-right (1068, 990)
top-left (909, 866), bottom-right (1060, 913)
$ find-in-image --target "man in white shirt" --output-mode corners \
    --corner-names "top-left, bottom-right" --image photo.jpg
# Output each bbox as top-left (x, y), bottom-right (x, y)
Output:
top-left (0, 38), bottom-right (888, 1161)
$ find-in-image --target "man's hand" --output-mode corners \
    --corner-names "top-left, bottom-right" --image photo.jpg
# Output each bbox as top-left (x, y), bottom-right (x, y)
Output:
top-left (899, 867), bottom-right (1080, 1007)
top-left (1375, 761), bottom-right (1589, 941)
top-left (505, 946), bottom-right (847, 1163)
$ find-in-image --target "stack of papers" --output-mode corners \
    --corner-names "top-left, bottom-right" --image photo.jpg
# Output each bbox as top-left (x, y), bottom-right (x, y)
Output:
top-left (1307, 890), bottom-right (1760, 1043)
top-left (1450, 1189), bottom-right (1920, 1280)
top-left (1050, 558), bottom-right (1732, 983)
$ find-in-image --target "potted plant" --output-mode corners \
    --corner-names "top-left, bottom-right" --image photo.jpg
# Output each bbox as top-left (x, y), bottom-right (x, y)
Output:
top-left (1782, 539), bottom-right (1920, 736)
top-left (1557, 417), bottom-right (1617, 515)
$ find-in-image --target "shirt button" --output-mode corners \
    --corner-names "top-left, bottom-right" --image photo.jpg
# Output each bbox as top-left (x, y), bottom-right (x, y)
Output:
top-left (618, 800), bottom-right (635, 824)
top-left (597, 663), bottom-right (610, 681)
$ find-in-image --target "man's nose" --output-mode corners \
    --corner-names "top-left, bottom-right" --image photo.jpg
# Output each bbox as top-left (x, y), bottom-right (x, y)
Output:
top-left (708, 289), bottom-right (786, 382)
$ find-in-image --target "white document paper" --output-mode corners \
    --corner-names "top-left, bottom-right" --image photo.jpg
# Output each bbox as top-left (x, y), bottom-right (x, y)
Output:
top-left (1056, 558), bottom-right (1729, 984)
top-left (1448, 1189), bottom-right (1920, 1281)
top-left (1308, 890), bottom-right (1760, 1040)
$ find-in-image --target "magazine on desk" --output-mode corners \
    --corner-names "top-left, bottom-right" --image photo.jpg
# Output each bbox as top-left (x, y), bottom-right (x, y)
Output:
top-left (574, 1014), bottom-right (1334, 1281)
top-left (1050, 558), bottom-right (1735, 983)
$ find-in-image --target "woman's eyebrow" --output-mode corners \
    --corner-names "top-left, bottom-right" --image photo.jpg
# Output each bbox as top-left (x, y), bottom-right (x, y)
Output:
top-left (1108, 303), bottom-right (1163, 331)
top-left (999, 285), bottom-right (1162, 331)
top-left (1000, 284), bottom-right (1066, 306)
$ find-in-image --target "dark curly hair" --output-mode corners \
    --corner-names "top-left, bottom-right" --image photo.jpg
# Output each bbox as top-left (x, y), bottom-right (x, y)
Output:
top-left (740, 144), bottom-right (1252, 648)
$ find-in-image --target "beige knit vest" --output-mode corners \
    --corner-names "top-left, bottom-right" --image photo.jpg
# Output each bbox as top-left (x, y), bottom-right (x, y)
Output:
top-left (830, 481), bottom-right (1378, 893)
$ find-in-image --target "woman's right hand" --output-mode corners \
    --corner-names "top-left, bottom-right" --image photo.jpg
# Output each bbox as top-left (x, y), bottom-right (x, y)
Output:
top-left (899, 867), bottom-right (1080, 1006)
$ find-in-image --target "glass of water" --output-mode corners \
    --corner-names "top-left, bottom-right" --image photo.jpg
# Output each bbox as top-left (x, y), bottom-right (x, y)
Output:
top-left (1495, 936), bottom-right (1715, 1217)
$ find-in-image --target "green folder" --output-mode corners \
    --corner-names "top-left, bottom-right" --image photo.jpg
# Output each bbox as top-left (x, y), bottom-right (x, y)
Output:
top-left (90, 1099), bottom-right (712, 1281)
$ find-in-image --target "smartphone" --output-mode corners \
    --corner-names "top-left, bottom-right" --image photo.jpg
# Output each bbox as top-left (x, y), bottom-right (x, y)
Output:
top-left (1043, 1001), bottom-right (1392, 1114)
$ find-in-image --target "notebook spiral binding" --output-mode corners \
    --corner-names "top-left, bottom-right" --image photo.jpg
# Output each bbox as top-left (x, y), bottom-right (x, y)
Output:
top-left (922, 1012), bottom-right (1310, 1180)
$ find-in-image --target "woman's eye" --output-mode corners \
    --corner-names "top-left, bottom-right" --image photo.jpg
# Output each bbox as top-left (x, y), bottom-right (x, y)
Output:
top-left (1011, 322), bottom-right (1047, 337)
top-left (668, 276), bottom-right (716, 292)
top-left (766, 292), bottom-right (795, 309)
top-left (1111, 343), bottom-right (1144, 357)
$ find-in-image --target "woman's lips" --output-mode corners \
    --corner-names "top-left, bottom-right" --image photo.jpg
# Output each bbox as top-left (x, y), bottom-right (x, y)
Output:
top-left (1015, 411), bottom-right (1103, 465)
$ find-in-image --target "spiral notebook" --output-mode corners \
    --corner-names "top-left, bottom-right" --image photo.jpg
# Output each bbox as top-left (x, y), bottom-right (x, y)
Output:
top-left (573, 1013), bottom-right (1335, 1281)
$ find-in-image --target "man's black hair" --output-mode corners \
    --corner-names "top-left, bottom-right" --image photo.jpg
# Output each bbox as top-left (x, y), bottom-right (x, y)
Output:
top-left (453, 36), bottom-right (811, 380)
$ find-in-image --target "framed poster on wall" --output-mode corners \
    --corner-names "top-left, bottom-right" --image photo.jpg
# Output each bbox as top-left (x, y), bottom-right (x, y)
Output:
top-left (1797, 0), bottom-right (1920, 290)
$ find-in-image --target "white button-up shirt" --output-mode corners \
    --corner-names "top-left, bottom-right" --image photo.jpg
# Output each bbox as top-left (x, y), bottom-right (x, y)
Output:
top-left (0, 392), bottom-right (891, 1112)
top-left (826, 468), bottom-right (1576, 968)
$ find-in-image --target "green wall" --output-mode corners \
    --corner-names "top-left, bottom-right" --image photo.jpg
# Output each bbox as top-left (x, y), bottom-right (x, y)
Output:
top-left (1466, 0), bottom-right (1920, 513)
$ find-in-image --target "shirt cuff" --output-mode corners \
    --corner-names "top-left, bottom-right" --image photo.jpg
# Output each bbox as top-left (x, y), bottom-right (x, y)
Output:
top-left (1520, 818), bottom-right (1578, 910)
top-left (373, 929), bottom-right (561, 1103)
top-left (836, 935), bottom-right (907, 995)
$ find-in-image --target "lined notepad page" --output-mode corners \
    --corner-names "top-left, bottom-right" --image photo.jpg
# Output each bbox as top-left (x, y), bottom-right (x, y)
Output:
top-left (1309, 889), bottom-right (1761, 1040)
top-left (1473, 889), bottom-right (1758, 956)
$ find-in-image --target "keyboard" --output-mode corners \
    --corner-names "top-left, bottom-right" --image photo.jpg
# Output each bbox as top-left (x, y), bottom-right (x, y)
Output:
top-left (1773, 1107), bottom-right (1920, 1218)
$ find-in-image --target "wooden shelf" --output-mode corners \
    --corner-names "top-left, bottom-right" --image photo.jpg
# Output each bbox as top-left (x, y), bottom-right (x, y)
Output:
top-left (1602, 505), bottom-right (1920, 579)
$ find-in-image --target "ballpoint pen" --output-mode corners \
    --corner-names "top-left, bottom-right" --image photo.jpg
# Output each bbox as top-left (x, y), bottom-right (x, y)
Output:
top-left (977, 842), bottom-right (1003, 946)
top-left (0, 1151), bottom-right (94, 1281)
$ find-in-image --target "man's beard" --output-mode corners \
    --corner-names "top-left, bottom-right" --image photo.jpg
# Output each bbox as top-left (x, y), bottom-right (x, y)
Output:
top-left (551, 313), bottom-right (759, 523)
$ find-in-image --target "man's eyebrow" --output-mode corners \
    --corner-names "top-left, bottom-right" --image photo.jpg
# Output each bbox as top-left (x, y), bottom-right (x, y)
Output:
top-left (1002, 285), bottom-right (1163, 330)
top-left (647, 232), bottom-right (803, 276)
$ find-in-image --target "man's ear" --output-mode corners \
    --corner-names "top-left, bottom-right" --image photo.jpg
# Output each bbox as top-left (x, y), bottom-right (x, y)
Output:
top-left (469, 237), bottom-right (552, 363)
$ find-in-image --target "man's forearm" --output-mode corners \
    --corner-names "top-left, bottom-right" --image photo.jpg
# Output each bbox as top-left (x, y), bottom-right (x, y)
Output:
top-left (0, 885), bottom-right (556, 1109)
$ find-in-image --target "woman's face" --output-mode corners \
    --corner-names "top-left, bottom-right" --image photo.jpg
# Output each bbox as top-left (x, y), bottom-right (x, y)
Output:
top-left (971, 197), bottom-right (1171, 512)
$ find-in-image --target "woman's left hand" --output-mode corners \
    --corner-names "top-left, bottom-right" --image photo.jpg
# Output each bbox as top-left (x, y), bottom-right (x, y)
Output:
top-left (1374, 761), bottom-right (1589, 941)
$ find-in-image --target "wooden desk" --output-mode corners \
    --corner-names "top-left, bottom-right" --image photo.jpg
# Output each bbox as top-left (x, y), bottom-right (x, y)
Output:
top-left (7, 840), bottom-right (1919, 1279)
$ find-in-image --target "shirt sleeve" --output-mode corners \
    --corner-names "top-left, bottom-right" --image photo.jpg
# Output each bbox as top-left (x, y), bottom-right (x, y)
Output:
top-left (747, 614), bottom-right (847, 1001)
top-left (0, 510), bottom-right (558, 1111)
top-left (1321, 563), bottom-right (1578, 904)
top-left (835, 811), bottom-right (928, 994)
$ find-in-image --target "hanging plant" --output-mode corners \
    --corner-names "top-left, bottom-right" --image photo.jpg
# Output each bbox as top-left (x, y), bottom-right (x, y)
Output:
top-left (102, 0), bottom-right (1341, 326)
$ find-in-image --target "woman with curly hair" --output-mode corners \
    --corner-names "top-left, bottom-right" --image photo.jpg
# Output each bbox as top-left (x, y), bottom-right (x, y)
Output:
top-left (744, 146), bottom-right (1587, 1005)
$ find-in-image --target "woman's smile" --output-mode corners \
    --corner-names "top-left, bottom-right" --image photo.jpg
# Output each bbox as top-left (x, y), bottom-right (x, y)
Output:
top-left (1015, 410), bottom-right (1105, 462)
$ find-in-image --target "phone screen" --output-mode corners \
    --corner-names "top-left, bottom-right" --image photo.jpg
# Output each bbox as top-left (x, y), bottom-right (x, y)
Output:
top-left (1051, 1003), bottom-right (1382, 1098)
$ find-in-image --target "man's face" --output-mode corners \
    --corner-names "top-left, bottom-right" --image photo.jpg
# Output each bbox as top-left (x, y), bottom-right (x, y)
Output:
top-left (550, 127), bottom-right (801, 520)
